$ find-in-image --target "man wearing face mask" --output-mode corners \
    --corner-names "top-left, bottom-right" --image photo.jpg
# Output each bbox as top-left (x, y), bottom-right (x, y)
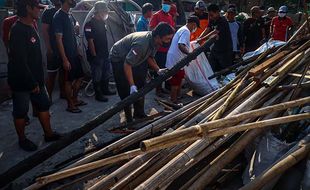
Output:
top-left (190, 0), bottom-right (208, 42)
top-left (149, 0), bottom-right (175, 97)
top-left (110, 23), bottom-right (174, 123)
top-left (270, 6), bottom-right (293, 42)
top-left (84, 1), bottom-right (115, 102)
top-left (53, 0), bottom-right (86, 113)
top-left (166, 16), bottom-right (200, 104)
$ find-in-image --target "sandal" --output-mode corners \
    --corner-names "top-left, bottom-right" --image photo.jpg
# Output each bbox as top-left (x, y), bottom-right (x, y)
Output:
top-left (75, 100), bottom-right (87, 106)
top-left (66, 107), bottom-right (82, 113)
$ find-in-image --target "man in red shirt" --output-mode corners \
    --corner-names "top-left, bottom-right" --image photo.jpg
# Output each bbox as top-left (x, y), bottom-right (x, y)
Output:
top-left (149, 0), bottom-right (175, 97)
top-left (270, 6), bottom-right (293, 42)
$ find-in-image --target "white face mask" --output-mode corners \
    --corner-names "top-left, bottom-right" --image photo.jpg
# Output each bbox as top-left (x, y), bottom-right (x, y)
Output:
top-left (278, 12), bottom-right (286, 18)
top-left (100, 14), bottom-right (108, 21)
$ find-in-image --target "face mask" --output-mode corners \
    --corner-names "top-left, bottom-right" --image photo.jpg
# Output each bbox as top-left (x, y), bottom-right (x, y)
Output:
top-left (278, 12), bottom-right (286, 18)
top-left (101, 14), bottom-right (108, 21)
top-left (162, 4), bottom-right (171, 13)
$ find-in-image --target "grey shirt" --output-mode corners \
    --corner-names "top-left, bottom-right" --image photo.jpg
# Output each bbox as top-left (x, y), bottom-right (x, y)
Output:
top-left (109, 31), bottom-right (157, 66)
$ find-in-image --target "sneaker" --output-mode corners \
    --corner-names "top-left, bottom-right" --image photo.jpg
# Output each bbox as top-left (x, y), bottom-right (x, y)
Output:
top-left (45, 132), bottom-right (62, 142)
top-left (19, 138), bottom-right (38, 151)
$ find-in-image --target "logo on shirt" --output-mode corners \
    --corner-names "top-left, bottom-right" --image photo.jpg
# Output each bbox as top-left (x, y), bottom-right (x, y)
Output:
top-left (85, 26), bottom-right (92, 32)
top-left (30, 37), bottom-right (36, 43)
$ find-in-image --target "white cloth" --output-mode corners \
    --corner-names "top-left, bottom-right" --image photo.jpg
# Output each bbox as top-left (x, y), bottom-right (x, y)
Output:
top-left (228, 21), bottom-right (239, 52)
top-left (166, 25), bottom-right (191, 69)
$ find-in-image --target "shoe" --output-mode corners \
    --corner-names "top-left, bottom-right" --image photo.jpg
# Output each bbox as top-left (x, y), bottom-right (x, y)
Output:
top-left (19, 138), bottom-right (38, 151)
top-left (66, 107), bottom-right (82, 113)
top-left (45, 132), bottom-right (62, 142)
top-left (94, 82), bottom-right (108, 102)
top-left (101, 80), bottom-right (116, 95)
top-left (124, 106), bottom-right (133, 123)
top-left (133, 113), bottom-right (148, 119)
top-left (133, 98), bottom-right (147, 119)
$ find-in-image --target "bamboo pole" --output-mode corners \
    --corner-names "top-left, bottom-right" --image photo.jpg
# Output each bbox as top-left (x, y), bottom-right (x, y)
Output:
top-left (276, 81), bottom-right (310, 90)
top-left (240, 143), bottom-right (310, 190)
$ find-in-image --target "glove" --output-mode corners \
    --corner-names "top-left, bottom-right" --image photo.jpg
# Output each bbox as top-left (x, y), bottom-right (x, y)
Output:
top-left (157, 68), bottom-right (168, 76)
top-left (130, 85), bottom-right (138, 94)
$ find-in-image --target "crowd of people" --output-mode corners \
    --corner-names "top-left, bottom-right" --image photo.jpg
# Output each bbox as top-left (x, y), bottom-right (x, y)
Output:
top-left (1, 0), bottom-right (296, 151)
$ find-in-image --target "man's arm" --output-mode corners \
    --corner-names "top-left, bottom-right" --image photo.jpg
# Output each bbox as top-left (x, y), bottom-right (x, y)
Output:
top-left (42, 23), bottom-right (52, 54)
top-left (178, 43), bottom-right (189, 55)
top-left (147, 56), bottom-right (160, 71)
top-left (270, 18), bottom-right (274, 39)
top-left (55, 34), bottom-right (71, 71)
top-left (87, 39), bottom-right (96, 57)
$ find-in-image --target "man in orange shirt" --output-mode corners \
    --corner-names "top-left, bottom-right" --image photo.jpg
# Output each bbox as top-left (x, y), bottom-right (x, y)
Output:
top-left (190, 0), bottom-right (208, 41)
top-left (270, 6), bottom-right (293, 42)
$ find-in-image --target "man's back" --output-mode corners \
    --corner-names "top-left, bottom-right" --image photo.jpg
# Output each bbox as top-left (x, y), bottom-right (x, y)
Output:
top-left (208, 16), bottom-right (232, 52)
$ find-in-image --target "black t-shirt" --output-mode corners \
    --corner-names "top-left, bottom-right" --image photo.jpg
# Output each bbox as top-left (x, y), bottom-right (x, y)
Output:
top-left (192, 12), bottom-right (208, 20)
top-left (8, 21), bottom-right (44, 91)
top-left (41, 7), bottom-right (58, 50)
top-left (52, 9), bottom-right (78, 59)
top-left (243, 18), bottom-right (264, 51)
top-left (207, 16), bottom-right (232, 52)
top-left (84, 17), bottom-right (109, 58)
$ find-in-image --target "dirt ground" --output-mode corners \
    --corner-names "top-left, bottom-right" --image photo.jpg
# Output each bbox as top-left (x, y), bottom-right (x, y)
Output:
top-left (0, 84), bottom-right (197, 189)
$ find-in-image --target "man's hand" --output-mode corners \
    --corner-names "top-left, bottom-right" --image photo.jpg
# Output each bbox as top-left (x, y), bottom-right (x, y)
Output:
top-left (32, 85), bottom-right (40, 94)
top-left (63, 59), bottom-right (71, 71)
top-left (130, 85), bottom-right (138, 94)
top-left (157, 68), bottom-right (168, 76)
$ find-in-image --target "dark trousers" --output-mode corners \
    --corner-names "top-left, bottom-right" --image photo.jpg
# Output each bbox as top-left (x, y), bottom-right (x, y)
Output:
top-left (111, 60), bottom-right (148, 118)
top-left (90, 57), bottom-right (112, 83)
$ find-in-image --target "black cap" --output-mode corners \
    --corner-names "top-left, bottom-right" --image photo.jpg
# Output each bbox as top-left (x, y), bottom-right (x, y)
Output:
top-left (187, 15), bottom-right (200, 28)
top-left (94, 1), bottom-right (109, 12)
top-left (227, 7), bottom-right (236, 13)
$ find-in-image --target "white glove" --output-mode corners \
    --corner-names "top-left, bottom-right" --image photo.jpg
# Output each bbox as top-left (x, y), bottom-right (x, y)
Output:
top-left (157, 68), bottom-right (168, 76)
top-left (130, 85), bottom-right (138, 94)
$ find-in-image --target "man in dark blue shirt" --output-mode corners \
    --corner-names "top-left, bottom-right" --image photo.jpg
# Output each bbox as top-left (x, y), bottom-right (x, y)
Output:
top-left (84, 1), bottom-right (115, 102)
top-left (53, 0), bottom-right (86, 113)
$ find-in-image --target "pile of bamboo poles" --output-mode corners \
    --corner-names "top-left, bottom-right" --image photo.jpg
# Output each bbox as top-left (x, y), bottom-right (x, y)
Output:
top-left (26, 21), bottom-right (310, 190)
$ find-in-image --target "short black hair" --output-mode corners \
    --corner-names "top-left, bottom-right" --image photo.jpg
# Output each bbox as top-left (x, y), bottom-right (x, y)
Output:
top-left (207, 4), bottom-right (219, 12)
top-left (60, 0), bottom-right (65, 4)
top-left (142, 3), bottom-right (153, 15)
top-left (152, 22), bottom-right (175, 38)
top-left (16, 0), bottom-right (34, 17)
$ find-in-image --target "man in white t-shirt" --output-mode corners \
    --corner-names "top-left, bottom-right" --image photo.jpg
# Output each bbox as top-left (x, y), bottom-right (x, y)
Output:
top-left (166, 16), bottom-right (200, 103)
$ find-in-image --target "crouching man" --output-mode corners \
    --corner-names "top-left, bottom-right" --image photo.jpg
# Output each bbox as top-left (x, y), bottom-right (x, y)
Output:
top-left (109, 23), bottom-right (174, 123)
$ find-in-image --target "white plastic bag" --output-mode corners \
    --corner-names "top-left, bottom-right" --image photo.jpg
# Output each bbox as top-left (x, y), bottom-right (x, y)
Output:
top-left (184, 42), bottom-right (220, 96)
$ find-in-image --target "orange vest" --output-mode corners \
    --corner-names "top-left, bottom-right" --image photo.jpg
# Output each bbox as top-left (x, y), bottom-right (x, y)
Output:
top-left (190, 18), bottom-right (208, 42)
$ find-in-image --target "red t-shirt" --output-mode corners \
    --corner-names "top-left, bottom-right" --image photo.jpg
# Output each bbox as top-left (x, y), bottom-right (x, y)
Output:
top-left (2, 15), bottom-right (38, 48)
top-left (271, 16), bottom-right (293, 42)
top-left (149, 10), bottom-right (175, 52)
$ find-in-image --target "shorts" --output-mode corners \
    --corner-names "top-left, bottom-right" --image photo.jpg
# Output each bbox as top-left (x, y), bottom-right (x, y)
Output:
top-left (12, 86), bottom-right (50, 119)
top-left (63, 56), bottom-right (84, 82)
top-left (47, 54), bottom-right (62, 73)
top-left (169, 70), bottom-right (185, 86)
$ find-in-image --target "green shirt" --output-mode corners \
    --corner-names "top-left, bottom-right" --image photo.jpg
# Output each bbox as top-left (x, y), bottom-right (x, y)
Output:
top-left (109, 31), bottom-right (157, 66)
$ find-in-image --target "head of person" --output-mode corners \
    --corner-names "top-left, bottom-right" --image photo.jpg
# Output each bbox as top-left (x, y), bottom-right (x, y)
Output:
top-left (259, 5), bottom-right (265, 16)
top-left (142, 3), bottom-right (153, 19)
top-left (267, 7), bottom-right (276, 18)
top-left (152, 22), bottom-right (174, 47)
top-left (250, 6), bottom-right (260, 19)
top-left (16, 0), bottom-right (45, 20)
top-left (194, 0), bottom-right (206, 16)
top-left (60, 0), bottom-right (76, 8)
top-left (51, 0), bottom-right (61, 8)
top-left (169, 3), bottom-right (179, 20)
top-left (187, 16), bottom-right (200, 33)
top-left (207, 4), bottom-right (220, 21)
top-left (278, 6), bottom-right (288, 18)
top-left (162, 0), bottom-right (172, 13)
top-left (226, 7), bottom-right (236, 21)
top-left (94, 1), bottom-right (109, 21)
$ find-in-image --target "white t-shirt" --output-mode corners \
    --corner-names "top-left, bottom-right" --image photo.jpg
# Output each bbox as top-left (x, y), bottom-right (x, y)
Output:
top-left (166, 25), bottom-right (191, 69)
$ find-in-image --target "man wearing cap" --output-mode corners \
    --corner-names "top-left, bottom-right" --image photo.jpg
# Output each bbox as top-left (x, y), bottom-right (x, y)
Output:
top-left (41, 0), bottom-right (64, 103)
top-left (262, 7), bottom-right (277, 39)
top-left (149, 0), bottom-right (175, 97)
top-left (166, 16), bottom-right (200, 103)
top-left (8, 0), bottom-right (60, 151)
top-left (190, 0), bottom-right (208, 42)
top-left (198, 4), bottom-right (233, 72)
top-left (270, 6), bottom-right (293, 42)
top-left (226, 6), bottom-right (244, 59)
top-left (110, 23), bottom-right (174, 123)
top-left (243, 6), bottom-right (266, 52)
top-left (53, 0), bottom-right (86, 113)
top-left (136, 3), bottom-right (153, 32)
top-left (84, 1), bottom-right (115, 102)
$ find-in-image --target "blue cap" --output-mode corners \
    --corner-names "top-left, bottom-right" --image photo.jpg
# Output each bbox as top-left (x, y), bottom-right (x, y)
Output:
top-left (279, 6), bottom-right (288, 13)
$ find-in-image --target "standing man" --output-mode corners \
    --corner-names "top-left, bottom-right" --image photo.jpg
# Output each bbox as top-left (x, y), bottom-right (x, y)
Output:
top-left (166, 16), bottom-right (200, 103)
top-left (190, 0), bottom-right (208, 41)
top-left (136, 3), bottom-right (153, 32)
top-left (84, 1), bottom-right (115, 102)
top-left (110, 23), bottom-right (174, 123)
top-left (226, 7), bottom-right (244, 59)
top-left (53, 0), bottom-right (86, 113)
top-left (263, 7), bottom-right (277, 39)
top-left (270, 6), bottom-right (293, 42)
top-left (198, 4), bottom-right (233, 72)
top-left (243, 6), bottom-right (265, 53)
top-left (41, 0), bottom-right (64, 102)
top-left (149, 0), bottom-right (175, 97)
top-left (8, 0), bottom-right (60, 151)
